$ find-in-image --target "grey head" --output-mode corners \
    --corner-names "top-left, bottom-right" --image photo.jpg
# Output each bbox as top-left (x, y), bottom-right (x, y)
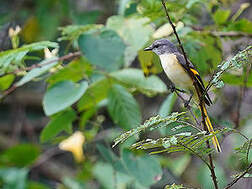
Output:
top-left (144, 38), bottom-right (179, 55)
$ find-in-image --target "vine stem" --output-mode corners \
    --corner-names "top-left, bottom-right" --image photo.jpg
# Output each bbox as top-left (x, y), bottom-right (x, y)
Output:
top-left (161, 1), bottom-right (219, 188)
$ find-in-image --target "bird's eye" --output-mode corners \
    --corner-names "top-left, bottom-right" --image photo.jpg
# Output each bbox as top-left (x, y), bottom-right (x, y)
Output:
top-left (153, 44), bottom-right (160, 49)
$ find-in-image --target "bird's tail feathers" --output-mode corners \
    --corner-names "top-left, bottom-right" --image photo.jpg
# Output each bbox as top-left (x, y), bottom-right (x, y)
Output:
top-left (201, 104), bottom-right (222, 152)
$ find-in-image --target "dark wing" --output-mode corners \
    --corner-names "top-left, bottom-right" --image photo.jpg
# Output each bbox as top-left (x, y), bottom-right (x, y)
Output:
top-left (174, 52), bottom-right (212, 106)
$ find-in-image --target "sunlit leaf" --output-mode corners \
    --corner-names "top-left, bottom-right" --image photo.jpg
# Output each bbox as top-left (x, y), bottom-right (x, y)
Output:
top-left (213, 9), bottom-right (230, 25)
top-left (16, 57), bottom-right (58, 87)
top-left (106, 15), bottom-right (154, 66)
top-left (0, 74), bottom-right (15, 90)
top-left (0, 41), bottom-right (58, 75)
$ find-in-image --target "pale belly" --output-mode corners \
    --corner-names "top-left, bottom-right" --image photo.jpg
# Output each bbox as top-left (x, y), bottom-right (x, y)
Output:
top-left (159, 54), bottom-right (193, 89)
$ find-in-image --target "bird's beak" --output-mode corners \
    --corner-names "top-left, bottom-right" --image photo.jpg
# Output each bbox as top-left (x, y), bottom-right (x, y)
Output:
top-left (144, 45), bottom-right (153, 51)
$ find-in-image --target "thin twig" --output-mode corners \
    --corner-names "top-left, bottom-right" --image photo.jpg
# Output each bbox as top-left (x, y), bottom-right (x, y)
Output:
top-left (161, 1), bottom-right (219, 188)
top-left (12, 51), bottom-right (81, 74)
top-left (224, 162), bottom-right (252, 189)
top-left (1, 51), bottom-right (81, 98)
top-left (234, 63), bottom-right (251, 129)
top-left (190, 26), bottom-right (252, 37)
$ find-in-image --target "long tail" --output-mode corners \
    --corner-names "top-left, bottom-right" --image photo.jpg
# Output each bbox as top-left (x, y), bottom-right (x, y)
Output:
top-left (201, 104), bottom-right (222, 152)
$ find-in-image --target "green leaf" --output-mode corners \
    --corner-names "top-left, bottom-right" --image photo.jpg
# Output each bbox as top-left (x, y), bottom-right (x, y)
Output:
top-left (77, 68), bottom-right (167, 111)
top-left (58, 24), bottom-right (103, 41)
top-left (77, 77), bottom-right (112, 111)
top-left (0, 168), bottom-right (28, 189)
top-left (43, 80), bottom-right (88, 116)
top-left (96, 144), bottom-right (128, 174)
top-left (16, 57), bottom-right (58, 87)
top-left (47, 57), bottom-right (92, 86)
top-left (71, 10), bottom-right (101, 25)
top-left (0, 144), bottom-right (40, 167)
top-left (227, 18), bottom-right (252, 33)
top-left (40, 109), bottom-right (76, 143)
top-left (78, 29), bottom-right (126, 71)
top-left (0, 74), bottom-right (15, 90)
top-left (108, 84), bottom-right (141, 129)
top-left (213, 9), bottom-right (230, 25)
top-left (166, 154), bottom-right (191, 177)
top-left (113, 112), bottom-right (186, 147)
top-left (159, 93), bottom-right (177, 117)
top-left (106, 16), bottom-right (154, 66)
top-left (0, 41), bottom-right (58, 74)
top-left (222, 72), bottom-right (252, 87)
top-left (27, 181), bottom-right (50, 189)
top-left (118, 0), bottom-right (132, 15)
top-left (122, 150), bottom-right (162, 187)
top-left (138, 50), bottom-right (162, 75)
top-left (62, 177), bottom-right (86, 189)
top-left (93, 162), bottom-right (131, 189)
top-left (197, 163), bottom-right (227, 189)
top-left (185, 34), bottom-right (222, 74)
top-left (110, 68), bottom-right (167, 96)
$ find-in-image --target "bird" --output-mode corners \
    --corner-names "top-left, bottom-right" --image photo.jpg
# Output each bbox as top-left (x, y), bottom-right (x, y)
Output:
top-left (144, 38), bottom-right (221, 152)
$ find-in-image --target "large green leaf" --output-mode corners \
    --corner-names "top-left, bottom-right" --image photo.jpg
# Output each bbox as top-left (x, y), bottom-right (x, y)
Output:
top-left (16, 57), bottom-right (58, 87)
top-left (78, 29), bottom-right (126, 71)
top-left (77, 68), bottom-right (167, 111)
top-left (40, 109), bottom-right (76, 143)
top-left (93, 162), bottom-right (132, 189)
top-left (110, 68), bottom-right (167, 96)
top-left (0, 144), bottom-right (40, 167)
top-left (122, 150), bottom-right (162, 187)
top-left (108, 84), bottom-right (141, 129)
top-left (106, 16), bottom-right (154, 66)
top-left (0, 168), bottom-right (28, 189)
top-left (43, 80), bottom-right (88, 116)
top-left (0, 41), bottom-right (58, 75)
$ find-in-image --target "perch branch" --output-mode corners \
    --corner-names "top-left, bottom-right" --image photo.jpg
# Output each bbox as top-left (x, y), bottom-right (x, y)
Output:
top-left (161, 1), bottom-right (219, 188)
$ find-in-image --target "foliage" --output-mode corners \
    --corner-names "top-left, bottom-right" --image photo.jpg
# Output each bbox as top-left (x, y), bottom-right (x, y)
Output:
top-left (0, 0), bottom-right (252, 188)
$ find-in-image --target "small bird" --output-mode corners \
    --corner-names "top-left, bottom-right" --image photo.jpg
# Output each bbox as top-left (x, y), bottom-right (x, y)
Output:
top-left (144, 39), bottom-right (221, 152)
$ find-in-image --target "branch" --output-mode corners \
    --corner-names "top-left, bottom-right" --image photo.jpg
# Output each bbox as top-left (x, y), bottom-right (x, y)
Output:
top-left (234, 63), bottom-right (251, 129)
top-left (224, 162), bottom-right (252, 189)
top-left (1, 51), bottom-right (81, 98)
top-left (12, 51), bottom-right (81, 74)
top-left (161, 1), bottom-right (219, 188)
